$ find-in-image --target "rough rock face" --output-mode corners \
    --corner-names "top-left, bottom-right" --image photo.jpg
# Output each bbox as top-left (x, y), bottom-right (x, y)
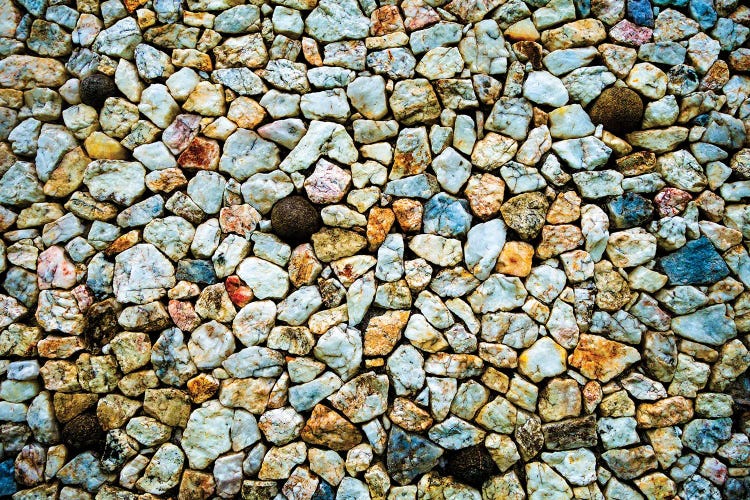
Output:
top-left (2, 0), bottom-right (750, 498)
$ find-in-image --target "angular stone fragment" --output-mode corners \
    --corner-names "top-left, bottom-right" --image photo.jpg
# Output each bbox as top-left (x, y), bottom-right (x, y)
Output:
top-left (387, 427), bottom-right (443, 486)
top-left (569, 334), bottom-right (640, 383)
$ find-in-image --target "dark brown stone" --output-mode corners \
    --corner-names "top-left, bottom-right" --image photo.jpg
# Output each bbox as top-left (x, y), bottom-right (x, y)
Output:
top-left (271, 196), bottom-right (321, 245)
top-left (541, 415), bottom-right (598, 451)
top-left (444, 445), bottom-right (498, 488)
top-left (63, 413), bottom-right (105, 453)
top-left (83, 298), bottom-right (121, 353)
top-left (79, 74), bottom-right (118, 109)
top-left (589, 86), bottom-right (644, 135)
top-left (513, 41), bottom-right (543, 69)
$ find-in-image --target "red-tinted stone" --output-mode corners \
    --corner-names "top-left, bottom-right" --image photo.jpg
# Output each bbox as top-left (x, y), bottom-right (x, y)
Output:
top-left (178, 137), bottom-right (220, 170)
top-left (225, 276), bottom-right (253, 308)
top-left (654, 188), bottom-right (692, 217)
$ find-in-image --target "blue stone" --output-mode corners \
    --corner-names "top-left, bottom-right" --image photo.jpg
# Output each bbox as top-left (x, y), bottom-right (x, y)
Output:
top-left (117, 195), bottom-right (165, 228)
top-left (387, 427), bottom-right (443, 486)
top-left (176, 259), bottom-right (218, 285)
top-left (423, 193), bottom-right (472, 237)
top-left (311, 480), bottom-right (335, 500)
top-left (627, 0), bottom-right (654, 27)
top-left (693, 113), bottom-right (710, 126)
top-left (725, 477), bottom-right (750, 500)
top-left (4, 266), bottom-right (39, 307)
top-left (607, 192), bottom-right (653, 229)
top-left (689, 0), bottom-right (717, 29)
top-left (660, 236), bottom-right (730, 285)
top-left (683, 475), bottom-right (722, 499)
top-left (574, 0), bottom-right (591, 17)
top-left (384, 174), bottom-right (438, 199)
top-left (682, 418), bottom-right (732, 454)
top-left (653, 0), bottom-right (687, 6)
top-left (0, 460), bottom-right (17, 496)
top-left (713, 18), bottom-right (750, 52)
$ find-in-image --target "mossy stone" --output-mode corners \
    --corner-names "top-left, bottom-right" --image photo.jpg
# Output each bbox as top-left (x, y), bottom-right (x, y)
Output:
top-left (63, 413), bottom-right (105, 453)
top-left (589, 86), bottom-right (644, 135)
top-left (444, 445), bottom-right (498, 488)
top-left (79, 74), bottom-right (117, 109)
top-left (271, 195), bottom-right (321, 245)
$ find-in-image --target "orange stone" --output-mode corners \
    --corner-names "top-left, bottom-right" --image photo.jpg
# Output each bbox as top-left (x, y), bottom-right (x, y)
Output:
top-left (495, 241), bottom-right (534, 277)
top-left (364, 310), bottom-right (410, 356)
top-left (392, 198), bottom-right (423, 232)
top-left (367, 207), bottom-right (395, 251)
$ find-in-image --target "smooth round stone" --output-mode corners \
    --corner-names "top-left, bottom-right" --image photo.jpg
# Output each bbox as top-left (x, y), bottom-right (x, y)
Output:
top-left (63, 413), bottom-right (105, 453)
top-left (589, 87), bottom-right (644, 135)
top-left (271, 196), bottom-right (321, 245)
top-left (79, 74), bottom-right (118, 109)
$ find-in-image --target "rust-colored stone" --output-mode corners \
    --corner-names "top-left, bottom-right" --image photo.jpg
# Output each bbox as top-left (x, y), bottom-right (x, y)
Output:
top-left (364, 310), bottom-right (410, 356)
top-left (568, 334), bottom-right (641, 383)
top-left (178, 137), bottom-right (220, 170)
top-left (300, 404), bottom-right (362, 451)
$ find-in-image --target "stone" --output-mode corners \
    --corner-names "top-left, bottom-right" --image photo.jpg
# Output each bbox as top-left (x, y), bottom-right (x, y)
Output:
top-left (389, 79), bottom-right (441, 126)
top-left (63, 414), bottom-right (105, 453)
top-left (569, 334), bottom-right (641, 382)
top-left (660, 236), bottom-right (729, 285)
top-left (300, 404), bottom-right (362, 451)
top-left (113, 244), bottom-right (175, 305)
top-left (589, 86), bottom-right (644, 135)
top-left (387, 427), bottom-right (443, 486)
top-left (181, 402), bottom-right (232, 470)
top-left (445, 445), bottom-right (498, 488)
top-left (519, 337), bottom-right (567, 383)
top-left (270, 196), bottom-right (321, 245)
top-left (671, 304), bottom-right (736, 346)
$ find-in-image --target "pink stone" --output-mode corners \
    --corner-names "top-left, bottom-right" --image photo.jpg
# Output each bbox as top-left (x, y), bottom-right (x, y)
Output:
top-left (72, 284), bottom-right (94, 312)
top-left (37, 246), bottom-right (77, 290)
top-left (700, 456), bottom-right (727, 486)
top-left (168, 299), bottom-right (201, 331)
top-left (609, 19), bottom-right (653, 47)
top-left (654, 187), bottom-right (692, 217)
top-left (219, 205), bottom-right (262, 238)
top-left (402, 0), bottom-right (440, 32)
top-left (162, 114), bottom-right (202, 154)
top-left (303, 159), bottom-right (351, 204)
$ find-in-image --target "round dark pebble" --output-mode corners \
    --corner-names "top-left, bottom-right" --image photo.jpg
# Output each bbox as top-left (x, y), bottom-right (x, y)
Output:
top-left (443, 445), bottom-right (498, 488)
top-left (588, 86), bottom-right (644, 135)
top-left (63, 413), bottom-right (106, 453)
top-left (79, 73), bottom-right (118, 109)
top-left (271, 195), bottom-right (321, 245)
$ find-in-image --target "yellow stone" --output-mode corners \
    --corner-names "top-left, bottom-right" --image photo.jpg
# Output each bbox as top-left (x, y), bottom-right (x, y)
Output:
top-left (505, 18), bottom-right (540, 41)
top-left (84, 131), bottom-right (128, 160)
top-left (44, 147), bottom-right (91, 197)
